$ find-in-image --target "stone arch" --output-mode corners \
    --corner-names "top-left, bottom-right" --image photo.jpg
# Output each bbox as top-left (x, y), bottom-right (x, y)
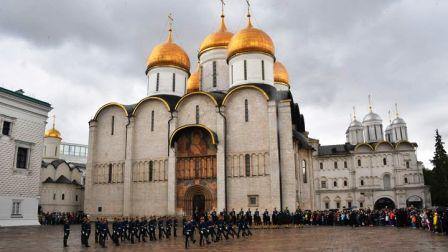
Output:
top-left (93, 102), bottom-right (128, 120)
top-left (175, 91), bottom-right (218, 110)
top-left (374, 141), bottom-right (395, 151)
top-left (382, 173), bottom-right (392, 189)
top-left (406, 195), bottom-right (423, 209)
top-left (132, 96), bottom-right (171, 115)
top-left (374, 197), bottom-right (396, 210)
top-left (354, 143), bottom-right (374, 152)
top-left (222, 85), bottom-right (269, 106)
top-left (183, 185), bottom-right (215, 216)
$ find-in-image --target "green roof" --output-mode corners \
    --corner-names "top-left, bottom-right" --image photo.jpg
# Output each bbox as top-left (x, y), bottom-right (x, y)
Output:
top-left (0, 86), bottom-right (51, 108)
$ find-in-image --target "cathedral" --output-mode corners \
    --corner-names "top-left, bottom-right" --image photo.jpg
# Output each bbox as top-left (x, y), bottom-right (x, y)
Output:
top-left (84, 6), bottom-right (429, 217)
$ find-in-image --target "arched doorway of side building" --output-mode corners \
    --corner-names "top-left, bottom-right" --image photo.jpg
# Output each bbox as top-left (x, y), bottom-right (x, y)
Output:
top-left (374, 197), bottom-right (396, 210)
top-left (406, 196), bottom-right (423, 209)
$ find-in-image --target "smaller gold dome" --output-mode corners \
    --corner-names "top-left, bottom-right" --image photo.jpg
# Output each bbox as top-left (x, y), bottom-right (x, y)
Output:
top-left (146, 30), bottom-right (190, 74)
top-left (227, 17), bottom-right (275, 60)
top-left (186, 65), bottom-right (200, 93)
top-left (45, 127), bottom-right (62, 139)
top-left (274, 61), bottom-right (289, 86)
top-left (199, 15), bottom-right (234, 56)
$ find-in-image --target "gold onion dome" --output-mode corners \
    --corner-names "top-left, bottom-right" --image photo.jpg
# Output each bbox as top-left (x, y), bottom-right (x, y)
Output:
top-left (146, 29), bottom-right (190, 74)
top-left (199, 15), bottom-right (234, 56)
top-left (186, 64), bottom-right (200, 93)
top-left (274, 61), bottom-right (289, 86)
top-left (45, 119), bottom-right (62, 140)
top-left (227, 16), bottom-right (275, 60)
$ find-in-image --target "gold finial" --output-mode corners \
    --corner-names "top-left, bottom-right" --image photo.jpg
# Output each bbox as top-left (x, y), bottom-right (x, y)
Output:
top-left (218, 0), bottom-right (227, 32)
top-left (166, 13), bottom-right (174, 43)
top-left (395, 103), bottom-right (399, 117)
top-left (245, 0), bottom-right (252, 27)
top-left (388, 110), bottom-right (392, 123)
top-left (52, 115), bottom-right (56, 129)
top-left (220, 0), bottom-right (225, 17)
top-left (368, 94), bottom-right (373, 112)
top-left (352, 106), bottom-right (357, 120)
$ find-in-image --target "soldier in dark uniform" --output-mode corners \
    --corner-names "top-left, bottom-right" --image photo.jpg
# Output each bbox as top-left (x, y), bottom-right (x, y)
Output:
top-left (184, 217), bottom-right (196, 249)
top-left (166, 217), bottom-right (172, 239)
top-left (243, 217), bottom-right (253, 236)
top-left (81, 216), bottom-right (91, 247)
top-left (111, 217), bottom-right (120, 246)
top-left (263, 209), bottom-right (270, 226)
top-left (246, 208), bottom-right (253, 226)
top-left (272, 208), bottom-right (278, 226)
top-left (230, 208), bottom-right (237, 225)
top-left (254, 209), bottom-right (260, 225)
top-left (139, 217), bottom-right (147, 242)
top-left (158, 217), bottom-right (165, 240)
top-left (206, 216), bottom-right (216, 242)
top-left (237, 216), bottom-right (245, 238)
top-left (173, 217), bottom-right (178, 237)
top-left (63, 218), bottom-right (70, 247)
top-left (149, 216), bottom-right (157, 241)
top-left (94, 217), bottom-right (100, 243)
top-left (98, 218), bottom-right (109, 248)
top-left (199, 217), bottom-right (210, 246)
top-left (215, 215), bottom-right (228, 241)
top-left (225, 218), bottom-right (237, 238)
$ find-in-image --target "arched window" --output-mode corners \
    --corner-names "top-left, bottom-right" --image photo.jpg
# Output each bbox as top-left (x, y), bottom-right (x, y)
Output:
top-left (344, 180), bottom-right (348, 187)
top-left (383, 174), bottom-right (391, 189)
top-left (320, 162), bottom-right (323, 169)
top-left (261, 60), bottom-right (265, 80)
top-left (148, 161), bottom-right (153, 181)
top-left (404, 177), bottom-right (408, 184)
top-left (108, 164), bottom-right (113, 183)
top-left (76, 195), bottom-right (78, 202)
top-left (334, 161), bottom-right (338, 169)
top-left (200, 65), bottom-right (204, 85)
top-left (383, 157), bottom-right (387, 165)
top-left (358, 159), bottom-right (362, 167)
top-left (111, 116), bottom-right (115, 135)
top-left (244, 99), bottom-right (249, 122)
top-left (344, 161), bottom-right (347, 168)
top-left (212, 61), bottom-right (217, 87)
top-left (360, 179), bottom-right (364, 186)
top-left (151, 110), bottom-right (155, 132)
top-left (53, 193), bottom-right (56, 200)
top-left (244, 60), bottom-right (247, 80)
top-left (302, 160), bottom-right (307, 183)
top-left (406, 161), bottom-right (410, 168)
top-left (245, 154), bottom-right (251, 177)
top-left (333, 181), bottom-right (337, 187)
top-left (62, 193), bottom-right (65, 200)
top-left (195, 105), bottom-right (200, 124)
top-left (172, 73), bottom-right (176, 91)
top-left (156, 73), bottom-right (160, 91)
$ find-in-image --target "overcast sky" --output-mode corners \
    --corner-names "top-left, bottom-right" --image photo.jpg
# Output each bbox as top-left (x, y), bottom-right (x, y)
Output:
top-left (1, 0), bottom-right (447, 168)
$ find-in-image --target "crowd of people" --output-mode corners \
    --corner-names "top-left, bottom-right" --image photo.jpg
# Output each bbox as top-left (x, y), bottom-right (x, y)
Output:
top-left (39, 212), bottom-right (83, 225)
top-left (59, 206), bottom-right (448, 248)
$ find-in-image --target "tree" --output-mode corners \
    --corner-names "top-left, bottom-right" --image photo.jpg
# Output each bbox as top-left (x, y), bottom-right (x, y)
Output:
top-left (429, 130), bottom-right (448, 206)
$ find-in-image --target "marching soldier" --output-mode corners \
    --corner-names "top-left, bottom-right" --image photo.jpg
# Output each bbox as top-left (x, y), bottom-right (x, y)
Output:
top-left (263, 209), bottom-right (270, 226)
top-left (81, 216), bottom-right (91, 247)
top-left (94, 217), bottom-right (100, 243)
top-left (149, 217), bottom-right (157, 241)
top-left (199, 217), bottom-right (209, 246)
top-left (158, 217), bottom-right (165, 240)
top-left (184, 217), bottom-right (196, 249)
top-left (173, 217), bottom-right (178, 237)
top-left (63, 218), bottom-right (70, 247)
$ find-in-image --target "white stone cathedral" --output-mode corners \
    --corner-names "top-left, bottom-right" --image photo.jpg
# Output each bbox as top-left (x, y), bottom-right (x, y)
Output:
top-left (84, 7), bottom-right (429, 217)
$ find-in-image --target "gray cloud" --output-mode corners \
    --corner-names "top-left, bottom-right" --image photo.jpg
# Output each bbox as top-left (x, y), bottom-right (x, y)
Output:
top-left (1, 0), bottom-right (447, 168)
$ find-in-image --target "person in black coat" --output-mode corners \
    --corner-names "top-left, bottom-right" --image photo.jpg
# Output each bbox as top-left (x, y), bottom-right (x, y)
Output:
top-left (63, 219), bottom-right (70, 247)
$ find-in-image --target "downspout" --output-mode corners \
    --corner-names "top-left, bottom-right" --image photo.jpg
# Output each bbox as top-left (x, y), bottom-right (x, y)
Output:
top-left (276, 104), bottom-right (283, 210)
top-left (125, 116), bottom-right (131, 159)
top-left (218, 106), bottom-right (227, 210)
top-left (167, 111), bottom-right (174, 156)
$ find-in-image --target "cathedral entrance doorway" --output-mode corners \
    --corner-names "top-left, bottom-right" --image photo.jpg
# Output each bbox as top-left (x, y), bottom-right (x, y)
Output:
top-left (374, 197), bottom-right (396, 210)
top-left (171, 126), bottom-right (217, 216)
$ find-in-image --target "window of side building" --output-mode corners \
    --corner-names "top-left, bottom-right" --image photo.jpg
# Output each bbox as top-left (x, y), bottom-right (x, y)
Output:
top-left (2, 120), bottom-right (12, 136)
top-left (16, 147), bottom-right (29, 169)
top-left (321, 181), bottom-right (327, 189)
top-left (248, 195), bottom-right (259, 207)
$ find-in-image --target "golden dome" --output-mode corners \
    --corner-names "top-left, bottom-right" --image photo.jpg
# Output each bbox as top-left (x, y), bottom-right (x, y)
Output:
top-left (186, 64), bottom-right (200, 93)
top-left (199, 15), bottom-right (234, 56)
top-left (146, 30), bottom-right (190, 74)
top-left (227, 17), bottom-right (275, 60)
top-left (274, 61), bottom-right (289, 86)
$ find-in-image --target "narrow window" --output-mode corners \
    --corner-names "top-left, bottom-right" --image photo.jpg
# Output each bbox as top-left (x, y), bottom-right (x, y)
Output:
top-left (348, 202), bottom-right (352, 208)
top-left (367, 126), bottom-right (370, 141)
top-left (244, 60), bottom-right (247, 80)
top-left (53, 193), bottom-right (56, 200)
top-left (336, 202), bottom-right (341, 209)
top-left (212, 61), bottom-right (217, 87)
top-left (360, 179), bottom-right (364, 186)
top-left (360, 202), bottom-right (364, 208)
top-left (383, 157), bottom-right (387, 165)
top-left (16, 147), bottom-right (28, 169)
top-left (62, 193), bottom-right (65, 200)
top-left (172, 73), bottom-right (176, 91)
top-left (245, 154), bottom-right (251, 177)
top-left (404, 177), bottom-right (408, 184)
top-left (2, 121), bottom-right (11, 136)
top-left (148, 161), bottom-right (153, 181)
top-left (344, 180), bottom-right (348, 187)
top-left (302, 160), bottom-right (307, 183)
top-left (325, 202), bottom-right (329, 209)
top-left (333, 181), bottom-right (337, 187)
top-left (184, 77), bottom-right (187, 91)
top-left (261, 60), bottom-right (265, 80)
top-left (111, 116), bottom-right (115, 135)
top-left (54, 147), bottom-right (57, 156)
top-left (244, 99), bottom-right (249, 122)
top-left (108, 164), bottom-right (113, 183)
top-left (98, 206), bottom-right (102, 212)
top-left (11, 201), bottom-right (21, 216)
top-left (156, 73), bottom-right (160, 91)
top-left (231, 64), bottom-right (234, 83)
top-left (406, 161), bottom-right (410, 168)
top-left (334, 161), bottom-right (338, 169)
top-left (344, 161), bottom-right (347, 168)
top-left (321, 181), bottom-right (327, 189)
top-left (320, 162), bottom-right (323, 169)
top-left (200, 65), bottom-right (204, 85)
top-left (195, 105), bottom-right (200, 124)
top-left (374, 126), bottom-right (378, 140)
top-left (358, 159), bottom-right (361, 167)
top-left (76, 195), bottom-right (78, 202)
top-left (151, 110), bottom-right (155, 132)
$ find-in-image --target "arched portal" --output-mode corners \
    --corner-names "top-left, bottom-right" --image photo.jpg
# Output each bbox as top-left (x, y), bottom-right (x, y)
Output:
top-left (173, 126), bottom-right (217, 216)
top-left (374, 197), bottom-right (396, 210)
top-left (406, 195), bottom-right (423, 209)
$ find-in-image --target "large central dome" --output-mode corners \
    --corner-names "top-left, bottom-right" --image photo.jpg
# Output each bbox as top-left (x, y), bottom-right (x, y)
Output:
top-left (227, 17), bottom-right (275, 60)
top-left (199, 15), bottom-right (234, 56)
top-left (146, 30), bottom-right (190, 74)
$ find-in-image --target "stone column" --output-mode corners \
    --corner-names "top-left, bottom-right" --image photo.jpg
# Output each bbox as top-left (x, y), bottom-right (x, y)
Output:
top-left (216, 107), bottom-right (226, 211)
top-left (267, 101), bottom-right (281, 210)
top-left (277, 100), bottom-right (296, 210)
top-left (123, 117), bottom-right (134, 216)
top-left (84, 120), bottom-right (97, 215)
top-left (167, 113), bottom-right (177, 215)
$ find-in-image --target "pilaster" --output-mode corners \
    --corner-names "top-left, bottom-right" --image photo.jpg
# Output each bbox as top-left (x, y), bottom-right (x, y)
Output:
top-left (216, 107), bottom-right (226, 211)
top-left (267, 100), bottom-right (281, 210)
top-left (167, 113), bottom-right (177, 215)
top-left (123, 117), bottom-right (134, 216)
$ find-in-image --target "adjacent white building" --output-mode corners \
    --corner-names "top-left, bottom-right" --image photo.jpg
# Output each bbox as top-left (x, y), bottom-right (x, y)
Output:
top-left (0, 87), bottom-right (52, 226)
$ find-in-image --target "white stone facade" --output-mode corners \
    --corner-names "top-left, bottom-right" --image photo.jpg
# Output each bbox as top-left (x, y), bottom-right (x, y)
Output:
top-left (0, 87), bottom-right (51, 226)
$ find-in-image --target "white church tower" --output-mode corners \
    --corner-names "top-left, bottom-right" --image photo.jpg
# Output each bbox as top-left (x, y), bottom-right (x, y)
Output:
top-left (43, 116), bottom-right (62, 162)
top-left (389, 104), bottom-right (408, 142)
top-left (346, 107), bottom-right (364, 145)
top-left (362, 95), bottom-right (384, 143)
top-left (146, 17), bottom-right (190, 97)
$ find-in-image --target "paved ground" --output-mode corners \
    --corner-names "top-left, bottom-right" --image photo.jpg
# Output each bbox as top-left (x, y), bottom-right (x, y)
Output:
top-left (1, 225), bottom-right (448, 251)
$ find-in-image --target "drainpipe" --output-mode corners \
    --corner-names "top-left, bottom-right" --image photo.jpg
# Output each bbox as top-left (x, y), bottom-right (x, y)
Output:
top-left (167, 111), bottom-right (174, 156)
top-left (276, 105), bottom-right (283, 211)
top-left (218, 106), bottom-right (227, 210)
top-left (124, 116), bottom-right (131, 159)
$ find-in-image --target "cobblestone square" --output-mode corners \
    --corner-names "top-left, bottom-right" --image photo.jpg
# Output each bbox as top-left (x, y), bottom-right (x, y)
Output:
top-left (1, 225), bottom-right (448, 251)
